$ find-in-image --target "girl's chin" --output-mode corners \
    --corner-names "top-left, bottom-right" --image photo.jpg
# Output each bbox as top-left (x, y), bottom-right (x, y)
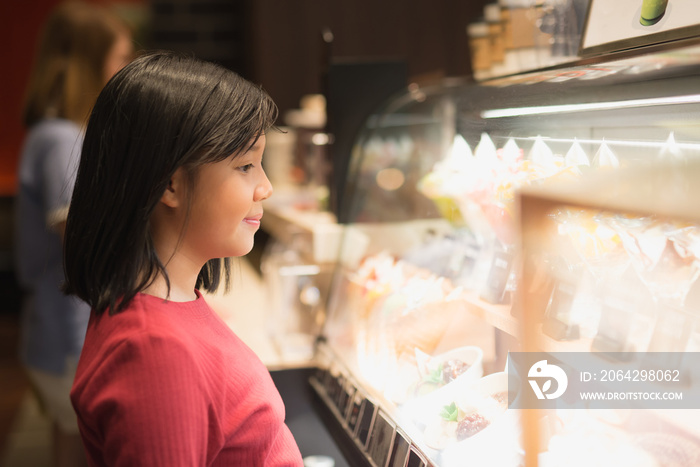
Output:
top-left (227, 241), bottom-right (255, 258)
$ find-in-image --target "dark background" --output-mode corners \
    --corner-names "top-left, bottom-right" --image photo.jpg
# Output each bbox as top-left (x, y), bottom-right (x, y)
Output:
top-left (0, 0), bottom-right (491, 197)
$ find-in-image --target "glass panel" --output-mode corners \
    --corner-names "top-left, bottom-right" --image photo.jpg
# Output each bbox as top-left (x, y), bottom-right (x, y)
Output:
top-left (321, 42), bottom-right (700, 466)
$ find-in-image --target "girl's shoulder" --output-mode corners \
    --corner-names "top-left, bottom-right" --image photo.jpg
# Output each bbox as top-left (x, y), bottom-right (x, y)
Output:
top-left (89, 291), bottom-right (214, 342)
top-left (82, 294), bottom-right (208, 372)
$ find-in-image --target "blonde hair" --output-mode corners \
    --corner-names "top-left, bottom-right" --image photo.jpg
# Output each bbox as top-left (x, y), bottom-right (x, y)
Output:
top-left (22, 1), bottom-right (130, 127)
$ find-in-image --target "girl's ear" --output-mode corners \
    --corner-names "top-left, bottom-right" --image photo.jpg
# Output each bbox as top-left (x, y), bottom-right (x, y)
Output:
top-left (160, 167), bottom-right (186, 208)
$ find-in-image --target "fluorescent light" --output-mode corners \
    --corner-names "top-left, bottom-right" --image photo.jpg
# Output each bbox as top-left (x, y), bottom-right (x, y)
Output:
top-left (503, 135), bottom-right (700, 151)
top-left (278, 265), bottom-right (320, 276)
top-left (481, 94), bottom-right (700, 119)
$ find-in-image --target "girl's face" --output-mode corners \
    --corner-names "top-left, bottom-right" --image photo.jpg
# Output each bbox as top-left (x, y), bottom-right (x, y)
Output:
top-left (186, 135), bottom-right (273, 261)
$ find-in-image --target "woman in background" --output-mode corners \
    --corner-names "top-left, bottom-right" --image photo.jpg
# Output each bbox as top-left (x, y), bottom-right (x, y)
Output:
top-left (15, 3), bottom-right (132, 466)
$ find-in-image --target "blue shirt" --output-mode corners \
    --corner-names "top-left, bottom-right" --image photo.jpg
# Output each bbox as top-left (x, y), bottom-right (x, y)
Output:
top-left (15, 118), bottom-right (90, 374)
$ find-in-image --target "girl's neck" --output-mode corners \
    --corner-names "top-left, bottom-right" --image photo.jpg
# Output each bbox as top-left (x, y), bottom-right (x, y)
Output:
top-left (147, 185), bottom-right (205, 302)
top-left (141, 277), bottom-right (198, 302)
top-left (141, 258), bottom-right (201, 302)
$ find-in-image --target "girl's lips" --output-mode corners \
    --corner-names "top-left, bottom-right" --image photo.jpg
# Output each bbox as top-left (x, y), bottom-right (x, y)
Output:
top-left (243, 214), bottom-right (262, 226)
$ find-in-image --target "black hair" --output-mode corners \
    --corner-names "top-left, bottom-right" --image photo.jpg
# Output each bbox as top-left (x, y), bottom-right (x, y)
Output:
top-left (63, 51), bottom-right (278, 315)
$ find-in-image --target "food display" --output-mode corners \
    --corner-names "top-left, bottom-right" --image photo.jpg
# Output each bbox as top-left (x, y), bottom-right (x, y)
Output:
top-left (420, 372), bottom-right (522, 467)
top-left (340, 251), bottom-right (489, 398)
top-left (419, 133), bottom-right (623, 249)
top-left (422, 372), bottom-right (517, 447)
top-left (310, 42), bottom-right (700, 467)
top-left (408, 347), bottom-right (483, 399)
top-left (399, 346), bottom-right (484, 421)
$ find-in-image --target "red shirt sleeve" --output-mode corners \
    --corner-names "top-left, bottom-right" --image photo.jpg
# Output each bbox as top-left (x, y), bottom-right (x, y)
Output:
top-left (75, 331), bottom-right (220, 467)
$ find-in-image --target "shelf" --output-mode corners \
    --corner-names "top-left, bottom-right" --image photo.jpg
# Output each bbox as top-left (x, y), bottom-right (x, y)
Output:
top-left (519, 162), bottom-right (700, 226)
top-left (534, 326), bottom-right (593, 353)
top-left (479, 39), bottom-right (700, 86)
top-left (461, 289), bottom-right (519, 338)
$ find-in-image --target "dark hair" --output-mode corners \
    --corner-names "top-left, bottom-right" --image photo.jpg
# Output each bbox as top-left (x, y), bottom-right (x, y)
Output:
top-left (23, 1), bottom-right (130, 127)
top-left (63, 51), bottom-right (278, 315)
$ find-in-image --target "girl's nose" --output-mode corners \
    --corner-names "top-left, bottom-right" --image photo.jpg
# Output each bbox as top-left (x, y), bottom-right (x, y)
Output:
top-left (256, 169), bottom-right (273, 201)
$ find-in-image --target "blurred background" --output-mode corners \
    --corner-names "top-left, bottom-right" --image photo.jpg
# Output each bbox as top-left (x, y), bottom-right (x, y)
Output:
top-left (0, 0), bottom-right (496, 464)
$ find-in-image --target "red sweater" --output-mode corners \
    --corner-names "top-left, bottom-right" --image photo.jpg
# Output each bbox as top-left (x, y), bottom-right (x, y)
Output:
top-left (71, 291), bottom-right (303, 467)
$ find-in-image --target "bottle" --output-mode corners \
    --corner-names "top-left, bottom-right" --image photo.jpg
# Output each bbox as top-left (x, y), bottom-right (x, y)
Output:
top-left (467, 22), bottom-right (492, 75)
top-left (499, 0), bottom-right (514, 50)
top-left (484, 4), bottom-right (506, 64)
top-left (498, 0), bottom-right (552, 72)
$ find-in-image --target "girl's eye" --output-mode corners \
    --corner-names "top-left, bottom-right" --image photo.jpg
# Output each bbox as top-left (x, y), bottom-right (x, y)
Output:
top-left (238, 163), bottom-right (254, 173)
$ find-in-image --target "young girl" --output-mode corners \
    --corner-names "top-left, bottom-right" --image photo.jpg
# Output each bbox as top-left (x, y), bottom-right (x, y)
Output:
top-left (63, 52), bottom-right (304, 466)
top-left (16, 3), bottom-right (132, 465)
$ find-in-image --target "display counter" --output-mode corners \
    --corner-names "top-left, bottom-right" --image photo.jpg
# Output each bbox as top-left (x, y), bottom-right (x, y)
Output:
top-left (308, 39), bottom-right (700, 466)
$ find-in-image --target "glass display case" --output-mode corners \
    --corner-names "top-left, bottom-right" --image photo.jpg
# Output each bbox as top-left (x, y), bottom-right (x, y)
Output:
top-left (309, 39), bottom-right (700, 467)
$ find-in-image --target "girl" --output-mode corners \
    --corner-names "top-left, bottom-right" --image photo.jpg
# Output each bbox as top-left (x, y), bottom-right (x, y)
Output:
top-left (63, 52), bottom-right (303, 466)
top-left (16, 3), bottom-right (132, 466)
